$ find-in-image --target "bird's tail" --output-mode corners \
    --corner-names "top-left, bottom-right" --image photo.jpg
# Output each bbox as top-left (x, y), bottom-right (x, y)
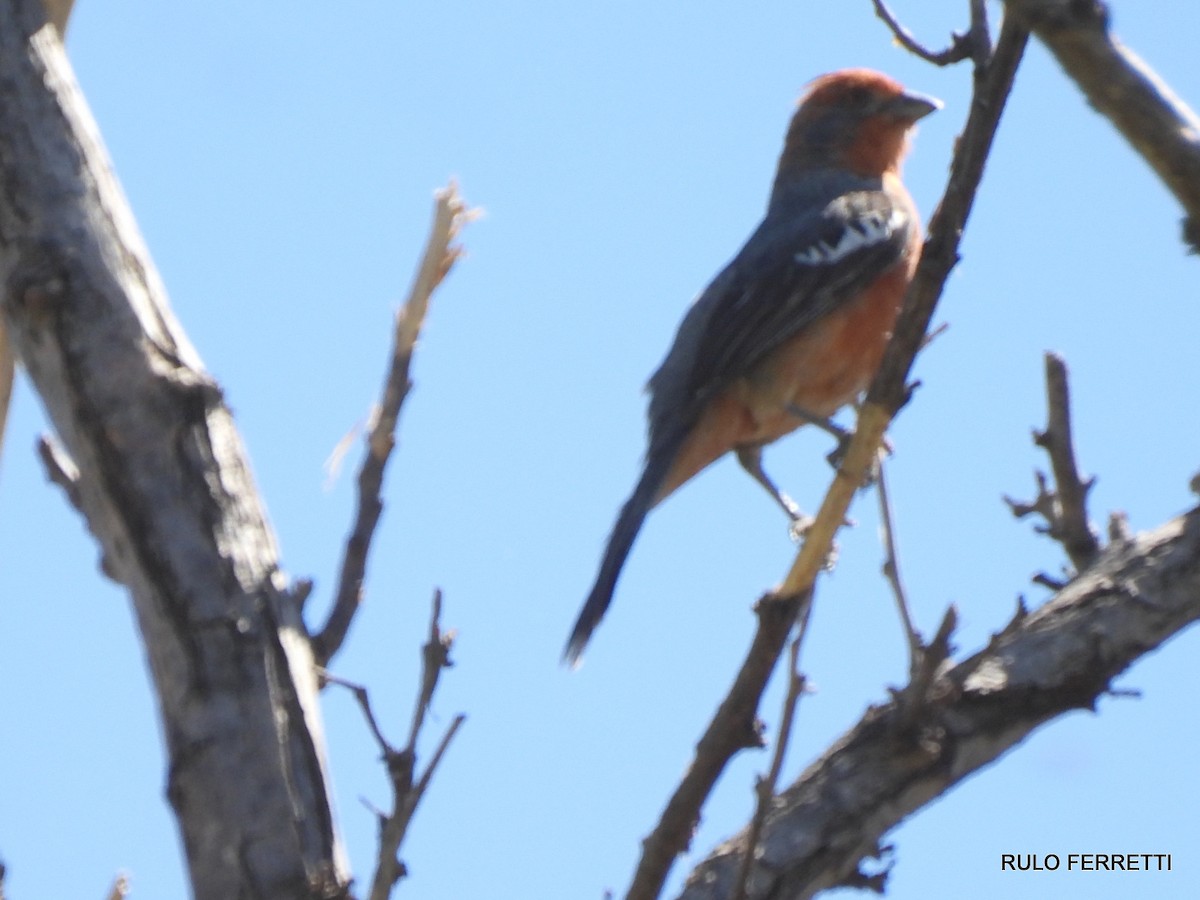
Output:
top-left (563, 443), bottom-right (678, 667)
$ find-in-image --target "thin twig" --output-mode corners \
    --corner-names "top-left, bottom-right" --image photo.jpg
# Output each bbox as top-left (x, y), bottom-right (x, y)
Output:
top-left (406, 588), bottom-right (453, 754)
top-left (289, 577), bottom-right (314, 612)
top-left (1004, 470), bottom-right (1055, 528)
top-left (37, 434), bottom-right (81, 508)
top-left (872, 0), bottom-right (980, 66)
top-left (1033, 571), bottom-right (1067, 591)
top-left (875, 450), bottom-right (922, 677)
top-left (1108, 510), bottom-right (1133, 543)
top-left (1037, 353), bottom-right (1099, 570)
top-left (410, 714), bottom-right (466, 816)
top-left (313, 184), bottom-right (472, 668)
top-left (895, 605), bottom-right (957, 725)
top-left (732, 598), bottom-right (813, 900)
top-left (321, 670), bottom-right (395, 753)
top-left (104, 873), bottom-right (130, 900)
top-left (323, 590), bottom-right (464, 900)
top-left (38, 434), bottom-right (129, 580)
top-left (371, 713), bottom-right (466, 900)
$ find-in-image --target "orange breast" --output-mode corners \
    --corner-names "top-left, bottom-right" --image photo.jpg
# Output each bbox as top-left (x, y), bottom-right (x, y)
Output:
top-left (654, 256), bottom-right (913, 505)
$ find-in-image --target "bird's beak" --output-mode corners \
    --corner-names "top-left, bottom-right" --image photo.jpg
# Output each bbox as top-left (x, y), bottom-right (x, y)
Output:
top-left (887, 90), bottom-right (942, 122)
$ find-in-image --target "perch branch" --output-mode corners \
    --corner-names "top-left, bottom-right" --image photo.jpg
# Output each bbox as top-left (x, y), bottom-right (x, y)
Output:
top-left (626, 590), bottom-right (810, 900)
top-left (778, 11), bottom-right (1030, 610)
top-left (629, 12), bottom-right (1030, 899)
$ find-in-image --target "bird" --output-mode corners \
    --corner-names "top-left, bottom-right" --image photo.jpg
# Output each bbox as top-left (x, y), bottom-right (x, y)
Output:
top-left (565, 69), bottom-right (940, 666)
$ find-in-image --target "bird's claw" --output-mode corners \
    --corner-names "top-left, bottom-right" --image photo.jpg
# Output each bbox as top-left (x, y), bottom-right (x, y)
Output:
top-left (825, 431), bottom-right (894, 473)
top-left (788, 513), bottom-right (815, 542)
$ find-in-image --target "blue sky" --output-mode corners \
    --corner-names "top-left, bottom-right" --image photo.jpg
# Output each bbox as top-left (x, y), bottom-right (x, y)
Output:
top-left (2, 2), bottom-right (1199, 898)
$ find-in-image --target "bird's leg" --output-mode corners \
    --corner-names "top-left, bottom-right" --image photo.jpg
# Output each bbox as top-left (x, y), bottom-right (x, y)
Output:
top-left (785, 403), bottom-right (848, 441)
top-left (735, 446), bottom-right (813, 539)
top-left (786, 403), bottom-right (854, 468)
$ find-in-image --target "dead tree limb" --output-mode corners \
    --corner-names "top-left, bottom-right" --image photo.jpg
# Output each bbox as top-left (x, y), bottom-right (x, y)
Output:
top-left (0, 4), bottom-right (346, 897)
top-left (1002, 0), bottom-right (1200, 250)
top-left (679, 507), bottom-right (1200, 899)
top-left (313, 186), bottom-right (470, 668)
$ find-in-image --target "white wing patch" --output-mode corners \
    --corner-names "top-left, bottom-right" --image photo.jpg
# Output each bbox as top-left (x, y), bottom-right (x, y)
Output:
top-left (793, 207), bottom-right (904, 266)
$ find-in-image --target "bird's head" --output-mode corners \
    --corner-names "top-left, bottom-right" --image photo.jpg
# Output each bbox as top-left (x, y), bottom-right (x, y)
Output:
top-left (777, 69), bottom-right (941, 180)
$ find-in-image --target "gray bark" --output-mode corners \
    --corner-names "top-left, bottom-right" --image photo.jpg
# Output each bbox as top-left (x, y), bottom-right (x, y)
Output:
top-left (0, 4), bottom-right (348, 897)
top-left (679, 509), bottom-right (1200, 899)
top-left (1002, 0), bottom-right (1200, 249)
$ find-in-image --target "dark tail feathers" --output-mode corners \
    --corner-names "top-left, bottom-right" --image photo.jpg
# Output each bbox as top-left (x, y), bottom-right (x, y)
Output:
top-left (563, 448), bottom-right (675, 667)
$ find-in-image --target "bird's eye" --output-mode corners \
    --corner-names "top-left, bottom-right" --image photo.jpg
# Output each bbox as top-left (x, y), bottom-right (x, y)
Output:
top-left (844, 86), bottom-right (872, 108)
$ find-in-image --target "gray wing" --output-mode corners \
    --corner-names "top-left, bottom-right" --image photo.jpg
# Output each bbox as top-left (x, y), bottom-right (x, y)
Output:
top-left (646, 184), bottom-right (914, 450)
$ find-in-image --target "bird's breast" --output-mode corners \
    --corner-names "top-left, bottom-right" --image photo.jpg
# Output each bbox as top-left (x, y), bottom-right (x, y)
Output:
top-left (741, 255), bottom-right (911, 438)
top-left (652, 254), bottom-right (912, 506)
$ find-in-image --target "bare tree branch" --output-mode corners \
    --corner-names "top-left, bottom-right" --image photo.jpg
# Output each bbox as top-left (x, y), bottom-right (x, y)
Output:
top-left (679, 507), bottom-right (1200, 899)
top-left (1108, 509), bottom-right (1133, 543)
top-left (627, 591), bottom-right (809, 900)
top-left (0, 5), bottom-right (346, 896)
top-left (878, 438), bottom-right (962, 727)
top-left (1005, 352), bottom-right (1100, 573)
top-left (0, 0), bottom-right (73, 479)
top-left (313, 186), bottom-right (472, 669)
top-left (1002, 0), bottom-right (1200, 250)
